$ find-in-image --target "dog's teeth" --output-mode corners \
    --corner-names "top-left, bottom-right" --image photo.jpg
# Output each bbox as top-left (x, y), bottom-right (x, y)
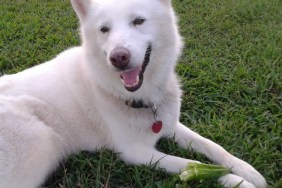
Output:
top-left (125, 81), bottom-right (138, 88)
top-left (122, 75), bottom-right (140, 88)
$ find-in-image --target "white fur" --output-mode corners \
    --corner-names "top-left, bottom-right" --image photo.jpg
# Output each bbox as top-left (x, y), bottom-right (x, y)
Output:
top-left (0, 0), bottom-right (267, 187)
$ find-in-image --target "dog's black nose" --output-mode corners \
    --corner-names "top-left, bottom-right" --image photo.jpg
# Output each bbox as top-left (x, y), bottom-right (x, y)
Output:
top-left (110, 47), bottom-right (130, 69)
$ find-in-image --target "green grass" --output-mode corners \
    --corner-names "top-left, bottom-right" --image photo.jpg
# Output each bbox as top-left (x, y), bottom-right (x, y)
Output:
top-left (0, 0), bottom-right (281, 187)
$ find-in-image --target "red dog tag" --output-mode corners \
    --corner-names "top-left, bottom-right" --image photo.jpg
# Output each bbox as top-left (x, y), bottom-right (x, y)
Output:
top-left (152, 121), bottom-right (162, 133)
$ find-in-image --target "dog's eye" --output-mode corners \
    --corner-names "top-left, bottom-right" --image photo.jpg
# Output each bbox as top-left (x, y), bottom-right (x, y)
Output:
top-left (133, 18), bottom-right (145, 26)
top-left (100, 26), bottom-right (110, 33)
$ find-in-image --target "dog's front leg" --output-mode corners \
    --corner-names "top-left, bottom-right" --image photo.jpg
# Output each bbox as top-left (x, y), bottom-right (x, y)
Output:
top-left (173, 122), bottom-right (267, 188)
top-left (116, 144), bottom-right (199, 173)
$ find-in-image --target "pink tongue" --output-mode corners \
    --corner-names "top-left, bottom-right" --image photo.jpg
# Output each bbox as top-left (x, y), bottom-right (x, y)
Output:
top-left (120, 66), bottom-right (142, 85)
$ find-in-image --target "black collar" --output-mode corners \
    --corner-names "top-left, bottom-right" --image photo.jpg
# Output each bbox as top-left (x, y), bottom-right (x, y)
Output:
top-left (126, 100), bottom-right (158, 122)
top-left (125, 100), bottom-right (151, 108)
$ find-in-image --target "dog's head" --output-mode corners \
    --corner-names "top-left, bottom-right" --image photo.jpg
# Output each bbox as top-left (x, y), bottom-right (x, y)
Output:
top-left (71, 0), bottom-right (182, 94)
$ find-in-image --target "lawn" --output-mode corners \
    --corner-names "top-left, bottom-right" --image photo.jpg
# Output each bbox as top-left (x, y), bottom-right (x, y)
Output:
top-left (0, 0), bottom-right (281, 187)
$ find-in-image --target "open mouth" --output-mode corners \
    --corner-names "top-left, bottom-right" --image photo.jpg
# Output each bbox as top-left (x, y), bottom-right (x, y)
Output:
top-left (120, 45), bottom-right (152, 92)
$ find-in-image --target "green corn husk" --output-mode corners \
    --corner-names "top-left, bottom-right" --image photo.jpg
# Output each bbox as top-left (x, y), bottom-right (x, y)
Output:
top-left (179, 163), bottom-right (231, 182)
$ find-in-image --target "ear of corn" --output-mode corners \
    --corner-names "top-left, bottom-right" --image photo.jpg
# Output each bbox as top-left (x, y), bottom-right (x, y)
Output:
top-left (179, 163), bottom-right (231, 182)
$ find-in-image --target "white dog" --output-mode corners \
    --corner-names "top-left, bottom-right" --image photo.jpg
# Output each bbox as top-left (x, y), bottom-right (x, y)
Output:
top-left (0, 0), bottom-right (267, 187)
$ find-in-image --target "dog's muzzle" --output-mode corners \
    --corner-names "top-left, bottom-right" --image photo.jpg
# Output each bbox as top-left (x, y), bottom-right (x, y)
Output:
top-left (112, 45), bottom-right (152, 92)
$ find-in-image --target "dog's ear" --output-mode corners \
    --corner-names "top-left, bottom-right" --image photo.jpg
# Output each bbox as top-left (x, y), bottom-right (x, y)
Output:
top-left (71, 0), bottom-right (91, 20)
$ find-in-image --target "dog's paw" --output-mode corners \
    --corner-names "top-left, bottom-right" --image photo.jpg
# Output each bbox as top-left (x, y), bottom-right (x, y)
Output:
top-left (225, 156), bottom-right (267, 188)
top-left (218, 174), bottom-right (256, 188)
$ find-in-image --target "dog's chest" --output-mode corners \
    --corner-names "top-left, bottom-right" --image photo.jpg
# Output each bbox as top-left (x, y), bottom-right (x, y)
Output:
top-left (102, 102), bottom-right (176, 139)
